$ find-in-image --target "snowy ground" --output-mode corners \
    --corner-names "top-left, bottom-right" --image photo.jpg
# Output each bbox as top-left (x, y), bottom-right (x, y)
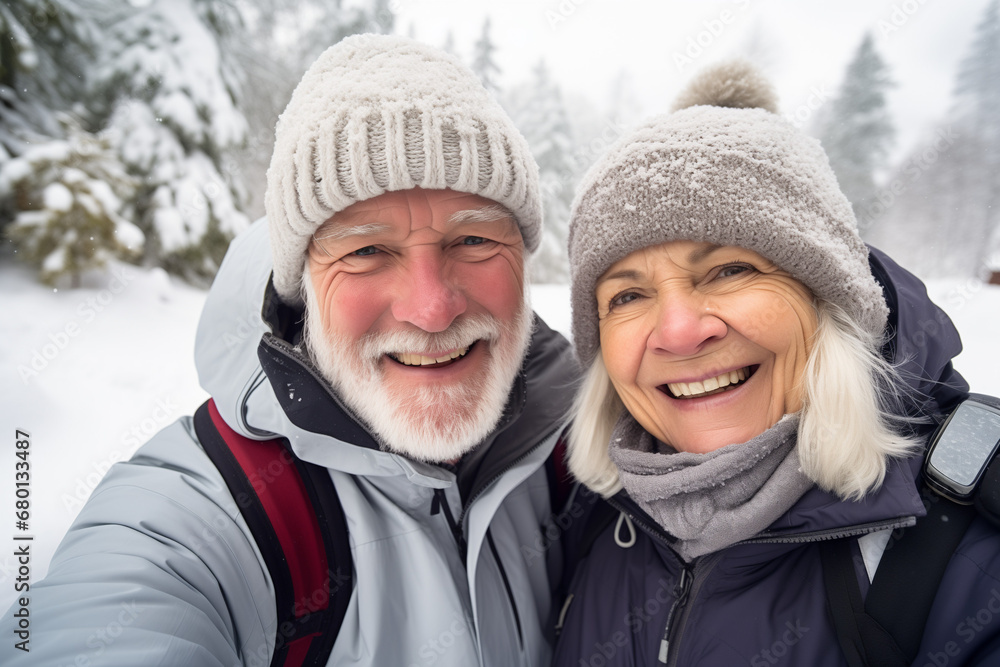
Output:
top-left (1, 260), bottom-right (998, 612)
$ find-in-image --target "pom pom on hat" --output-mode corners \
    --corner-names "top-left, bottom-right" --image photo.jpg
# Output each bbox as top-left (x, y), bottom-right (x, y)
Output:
top-left (671, 59), bottom-right (779, 113)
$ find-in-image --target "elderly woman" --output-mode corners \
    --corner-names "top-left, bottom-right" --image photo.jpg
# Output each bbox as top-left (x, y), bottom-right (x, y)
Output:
top-left (553, 62), bottom-right (1000, 666)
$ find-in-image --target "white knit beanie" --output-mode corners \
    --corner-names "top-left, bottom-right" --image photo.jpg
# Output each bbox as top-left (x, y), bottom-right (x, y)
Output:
top-left (569, 61), bottom-right (888, 365)
top-left (265, 34), bottom-right (542, 305)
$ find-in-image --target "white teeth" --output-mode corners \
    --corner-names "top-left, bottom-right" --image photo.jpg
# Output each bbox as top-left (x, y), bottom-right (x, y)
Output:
top-left (668, 366), bottom-right (752, 398)
top-left (392, 346), bottom-right (470, 367)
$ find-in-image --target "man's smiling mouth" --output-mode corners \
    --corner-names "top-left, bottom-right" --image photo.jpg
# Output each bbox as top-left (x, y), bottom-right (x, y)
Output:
top-left (387, 343), bottom-right (474, 368)
top-left (661, 365), bottom-right (759, 399)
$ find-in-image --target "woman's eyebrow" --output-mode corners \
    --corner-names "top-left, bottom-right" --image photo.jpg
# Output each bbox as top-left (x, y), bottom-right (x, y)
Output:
top-left (686, 243), bottom-right (723, 264)
top-left (598, 268), bottom-right (643, 285)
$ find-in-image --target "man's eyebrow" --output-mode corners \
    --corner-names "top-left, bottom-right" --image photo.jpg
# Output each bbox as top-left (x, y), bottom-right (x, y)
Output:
top-left (314, 223), bottom-right (393, 242)
top-left (447, 205), bottom-right (514, 226)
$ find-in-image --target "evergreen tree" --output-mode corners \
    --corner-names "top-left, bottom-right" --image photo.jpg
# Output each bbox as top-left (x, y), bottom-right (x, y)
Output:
top-left (0, 0), bottom-right (97, 234)
top-left (234, 0), bottom-right (390, 218)
top-left (862, 1), bottom-right (1000, 279)
top-left (471, 17), bottom-right (501, 96)
top-left (816, 32), bottom-right (895, 221)
top-left (1, 116), bottom-right (142, 286)
top-left (508, 60), bottom-right (576, 282)
top-left (949, 0), bottom-right (1000, 273)
top-left (89, 0), bottom-right (251, 283)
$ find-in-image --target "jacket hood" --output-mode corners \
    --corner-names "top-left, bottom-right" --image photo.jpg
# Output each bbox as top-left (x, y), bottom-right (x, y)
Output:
top-left (770, 247), bottom-right (970, 537)
top-left (869, 246), bottom-right (968, 418)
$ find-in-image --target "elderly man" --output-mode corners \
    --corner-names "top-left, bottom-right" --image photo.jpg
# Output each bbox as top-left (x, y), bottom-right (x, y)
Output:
top-left (3, 35), bottom-right (577, 666)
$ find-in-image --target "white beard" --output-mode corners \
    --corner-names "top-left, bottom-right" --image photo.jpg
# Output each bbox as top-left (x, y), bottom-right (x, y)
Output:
top-left (302, 277), bottom-right (534, 463)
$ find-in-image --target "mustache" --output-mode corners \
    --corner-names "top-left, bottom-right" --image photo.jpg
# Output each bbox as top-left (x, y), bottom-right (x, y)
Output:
top-left (356, 314), bottom-right (505, 360)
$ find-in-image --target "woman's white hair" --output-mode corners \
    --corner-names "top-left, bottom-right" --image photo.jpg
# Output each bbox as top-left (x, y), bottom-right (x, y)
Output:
top-left (567, 300), bottom-right (920, 501)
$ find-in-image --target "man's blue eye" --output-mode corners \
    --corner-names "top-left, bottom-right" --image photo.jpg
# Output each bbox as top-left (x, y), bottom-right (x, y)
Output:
top-left (352, 246), bottom-right (379, 256)
top-left (462, 236), bottom-right (486, 246)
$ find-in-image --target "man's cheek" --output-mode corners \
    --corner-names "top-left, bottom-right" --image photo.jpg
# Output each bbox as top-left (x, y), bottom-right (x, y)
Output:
top-left (463, 260), bottom-right (525, 322)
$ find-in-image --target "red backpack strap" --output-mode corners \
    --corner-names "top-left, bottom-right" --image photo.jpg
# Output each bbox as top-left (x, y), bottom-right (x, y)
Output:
top-left (194, 399), bottom-right (352, 667)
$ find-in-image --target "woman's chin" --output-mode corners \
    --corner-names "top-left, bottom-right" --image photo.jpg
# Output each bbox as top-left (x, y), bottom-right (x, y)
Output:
top-left (663, 425), bottom-right (770, 454)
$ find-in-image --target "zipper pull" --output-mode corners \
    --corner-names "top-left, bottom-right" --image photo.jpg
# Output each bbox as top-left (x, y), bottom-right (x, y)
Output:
top-left (659, 568), bottom-right (692, 664)
top-left (554, 593), bottom-right (574, 637)
top-left (675, 568), bottom-right (691, 605)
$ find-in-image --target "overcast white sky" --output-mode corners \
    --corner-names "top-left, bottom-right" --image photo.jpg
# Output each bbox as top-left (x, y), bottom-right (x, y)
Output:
top-left (392, 0), bottom-right (991, 166)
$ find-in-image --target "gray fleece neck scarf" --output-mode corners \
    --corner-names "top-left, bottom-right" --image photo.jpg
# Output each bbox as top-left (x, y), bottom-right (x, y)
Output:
top-left (608, 413), bottom-right (812, 562)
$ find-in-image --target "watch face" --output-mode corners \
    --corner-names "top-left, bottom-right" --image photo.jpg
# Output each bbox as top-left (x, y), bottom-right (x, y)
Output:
top-left (928, 401), bottom-right (1000, 494)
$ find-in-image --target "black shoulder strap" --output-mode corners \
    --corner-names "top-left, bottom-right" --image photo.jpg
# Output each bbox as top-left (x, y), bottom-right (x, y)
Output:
top-left (822, 496), bottom-right (977, 667)
top-left (545, 431), bottom-right (573, 514)
top-left (194, 399), bottom-right (353, 667)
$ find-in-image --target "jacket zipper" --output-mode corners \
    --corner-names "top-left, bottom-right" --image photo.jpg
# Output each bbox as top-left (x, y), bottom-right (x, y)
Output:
top-left (740, 516), bottom-right (916, 546)
top-left (457, 424), bottom-right (562, 527)
top-left (602, 495), bottom-right (913, 666)
top-left (661, 553), bottom-right (722, 667)
top-left (431, 488), bottom-right (468, 562)
top-left (487, 530), bottom-right (524, 651)
top-left (657, 565), bottom-right (691, 664)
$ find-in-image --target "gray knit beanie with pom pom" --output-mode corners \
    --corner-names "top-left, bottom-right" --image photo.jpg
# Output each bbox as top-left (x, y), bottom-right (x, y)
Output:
top-left (568, 60), bottom-right (888, 366)
top-left (266, 34), bottom-right (542, 305)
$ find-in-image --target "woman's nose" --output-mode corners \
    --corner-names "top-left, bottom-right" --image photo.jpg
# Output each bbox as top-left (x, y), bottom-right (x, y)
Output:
top-left (390, 252), bottom-right (467, 332)
top-left (647, 293), bottom-right (727, 356)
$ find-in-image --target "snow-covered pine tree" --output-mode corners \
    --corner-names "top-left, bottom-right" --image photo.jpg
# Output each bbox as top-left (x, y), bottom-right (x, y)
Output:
top-left (507, 60), bottom-right (576, 283)
top-left (471, 17), bottom-right (501, 96)
top-left (816, 32), bottom-right (895, 222)
top-left (949, 0), bottom-right (1000, 274)
top-left (89, 0), bottom-right (250, 284)
top-left (0, 0), bottom-right (96, 236)
top-left (861, 1), bottom-right (999, 279)
top-left (231, 0), bottom-right (391, 218)
top-left (1, 116), bottom-right (142, 286)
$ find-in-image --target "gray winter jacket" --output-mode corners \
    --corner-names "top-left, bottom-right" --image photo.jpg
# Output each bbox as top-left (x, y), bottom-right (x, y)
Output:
top-left (1, 218), bottom-right (578, 666)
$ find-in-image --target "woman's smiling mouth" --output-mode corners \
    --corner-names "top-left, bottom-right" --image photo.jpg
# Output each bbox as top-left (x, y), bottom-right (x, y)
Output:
top-left (661, 365), bottom-right (759, 399)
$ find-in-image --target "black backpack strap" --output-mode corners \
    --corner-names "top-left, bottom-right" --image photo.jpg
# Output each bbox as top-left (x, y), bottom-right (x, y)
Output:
top-left (194, 399), bottom-right (353, 667)
top-left (545, 429), bottom-right (573, 514)
top-left (866, 497), bottom-right (977, 660)
top-left (822, 497), bottom-right (978, 666)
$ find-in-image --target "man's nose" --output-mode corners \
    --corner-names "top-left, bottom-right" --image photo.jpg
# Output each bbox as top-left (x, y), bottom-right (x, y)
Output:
top-left (390, 252), bottom-right (467, 332)
top-left (647, 291), bottom-right (727, 356)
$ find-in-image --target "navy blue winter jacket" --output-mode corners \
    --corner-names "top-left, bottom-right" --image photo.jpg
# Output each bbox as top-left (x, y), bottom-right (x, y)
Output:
top-left (552, 248), bottom-right (1000, 667)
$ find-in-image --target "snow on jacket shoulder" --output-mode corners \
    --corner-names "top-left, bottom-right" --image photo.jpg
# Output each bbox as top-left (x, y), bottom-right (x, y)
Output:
top-left (552, 248), bottom-right (1000, 667)
top-left (1, 218), bottom-right (580, 667)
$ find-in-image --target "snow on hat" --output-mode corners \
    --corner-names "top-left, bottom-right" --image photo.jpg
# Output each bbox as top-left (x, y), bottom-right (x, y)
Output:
top-left (568, 60), bottom-right (888, 366)
top-left (265, 34), bottom-right (542, 305)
